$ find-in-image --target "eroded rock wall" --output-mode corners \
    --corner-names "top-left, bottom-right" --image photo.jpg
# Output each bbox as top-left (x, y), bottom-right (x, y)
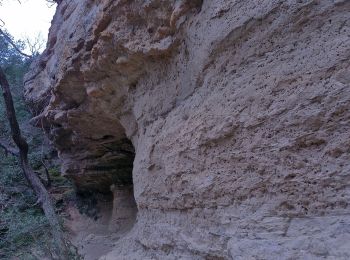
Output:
top-left (25, 0), bottom-right (350, 259)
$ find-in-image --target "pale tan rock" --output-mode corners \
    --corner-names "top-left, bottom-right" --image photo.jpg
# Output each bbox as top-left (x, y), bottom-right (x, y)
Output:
top-left (25, 0), bottom-right (350, 259)
top-left (109, 185), bottom-right (137, 233)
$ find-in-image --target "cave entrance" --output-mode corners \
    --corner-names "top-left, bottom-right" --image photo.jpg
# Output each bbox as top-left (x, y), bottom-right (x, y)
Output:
top-left (106, 137), bottom-right (137, 232)
top-left (69, 137), bottom-right (137, 258)
top-left (74, 137), bottom-right (137, 233)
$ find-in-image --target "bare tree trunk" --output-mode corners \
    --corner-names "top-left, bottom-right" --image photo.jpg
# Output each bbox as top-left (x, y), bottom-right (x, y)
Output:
top-left (0, 67), bottom-right (69, 259)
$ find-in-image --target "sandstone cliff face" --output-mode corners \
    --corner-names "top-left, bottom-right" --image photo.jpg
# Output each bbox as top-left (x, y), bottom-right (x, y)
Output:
top-left (24, 0), bottom-right (350, 259)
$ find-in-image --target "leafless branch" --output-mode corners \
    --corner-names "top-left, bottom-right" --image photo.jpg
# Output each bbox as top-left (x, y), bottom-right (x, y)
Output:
top-left (41, 159), bottom-right (52, 188)
top-left (0, 29), bottom-right (32, 58)
top-left (23, 33), bottom-right (45, 56)
top-left (0, 139), bottom-right (19, 156)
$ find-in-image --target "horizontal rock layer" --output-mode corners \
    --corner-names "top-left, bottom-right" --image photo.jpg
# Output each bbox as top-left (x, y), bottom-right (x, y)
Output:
top-left (25, 0), bottom-right (350, 259)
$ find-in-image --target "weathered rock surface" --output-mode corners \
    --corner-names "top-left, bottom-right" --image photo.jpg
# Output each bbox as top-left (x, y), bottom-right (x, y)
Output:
top-left (25, 0), bottom-right (350, 259)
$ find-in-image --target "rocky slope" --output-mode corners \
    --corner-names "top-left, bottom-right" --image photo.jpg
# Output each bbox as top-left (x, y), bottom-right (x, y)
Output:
top-left (24, 0), bottom-right (350, 259)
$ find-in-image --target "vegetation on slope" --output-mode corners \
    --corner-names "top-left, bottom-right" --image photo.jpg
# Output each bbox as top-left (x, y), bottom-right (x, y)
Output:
top-left (0, 30), bottom-right (74, 259)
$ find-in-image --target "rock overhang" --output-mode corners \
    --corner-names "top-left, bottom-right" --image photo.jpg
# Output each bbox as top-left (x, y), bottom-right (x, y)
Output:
top-left (24, 0), bottom-right (350, 258)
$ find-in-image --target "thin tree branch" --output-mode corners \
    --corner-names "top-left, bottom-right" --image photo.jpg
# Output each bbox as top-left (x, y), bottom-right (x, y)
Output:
top-left (40, 116), bottom-right (51, 188)
top-left (0, 139), bottom-right (19, 156)
top-left (41, 160), bottom-right (52, 188)
top-left (0, 29), bottom-right (32, 58)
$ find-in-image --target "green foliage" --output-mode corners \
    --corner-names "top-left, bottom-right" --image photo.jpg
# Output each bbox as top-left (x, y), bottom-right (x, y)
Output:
top-left (0, 30), bottom-right (32, 137)
top-left (0, 30), bottom-right (31, 88)
top-left (0, 151), bottom-right (53, 259)
top-left (0, 30), bottom-right (68, 259)
top-left (0, 149), bottom-right (78, 259)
